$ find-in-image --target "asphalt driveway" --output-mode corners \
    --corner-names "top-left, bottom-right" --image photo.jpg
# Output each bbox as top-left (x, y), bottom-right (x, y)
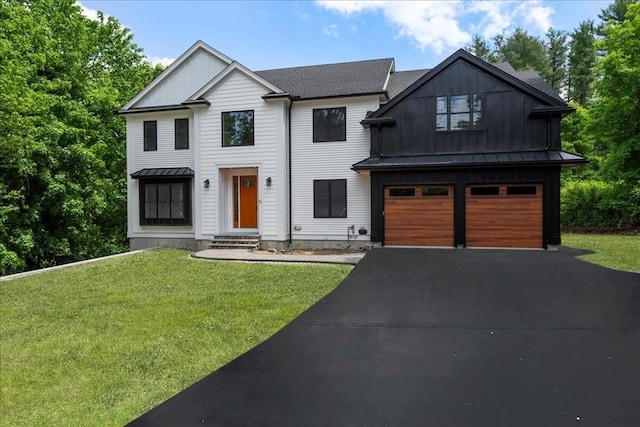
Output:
top-left (129, 248), bottom-right (640, 426)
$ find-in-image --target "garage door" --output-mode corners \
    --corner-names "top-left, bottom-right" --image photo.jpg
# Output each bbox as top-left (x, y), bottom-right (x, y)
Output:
top-left (466, 184), bottom-right (543, 248)
top-left (385, 185), bottom-right (454, 246)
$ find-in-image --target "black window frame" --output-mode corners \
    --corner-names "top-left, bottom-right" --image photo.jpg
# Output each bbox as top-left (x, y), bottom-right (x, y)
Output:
top-left (313, 179), bottom-right (347, 218)
top-left (174, 118), bottom-right (189, 150)
top-left (313, 107), bottom-right (346, 142)
top-left (139, 179), bottom-right (192, 226)
top-left (436, 94), bottom-right (485, 132)
top-left (143, 120), bottom-right (157, 151)
top-left (222, 110), bottom-right (254, 147)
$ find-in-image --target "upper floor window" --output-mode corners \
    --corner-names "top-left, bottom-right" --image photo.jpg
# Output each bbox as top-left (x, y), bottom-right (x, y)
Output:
top-left (175, 118), bottom-right (189, 150)
top-left (143, 120), bottom-right (157, 151)
top-left (436, 94), bottom-right (484, 131)
top-left (222, 110), bottom-right (254, 146)
top-left (314, 179), bottom-right (347, 218)
top-left (313, 107), bottom-right (346, 142)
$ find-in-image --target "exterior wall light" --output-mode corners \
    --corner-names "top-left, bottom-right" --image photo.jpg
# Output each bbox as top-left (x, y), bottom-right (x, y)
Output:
top-left (203, 179), bottom-right (210, 189)
top-left (266, 177), bottom-right (272, 187)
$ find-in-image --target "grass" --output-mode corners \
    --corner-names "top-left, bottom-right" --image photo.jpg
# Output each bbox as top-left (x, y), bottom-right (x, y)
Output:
top-left (563, 233), bottom-right (640, 272)
top-left (0, 249), bottom-right (351, 426)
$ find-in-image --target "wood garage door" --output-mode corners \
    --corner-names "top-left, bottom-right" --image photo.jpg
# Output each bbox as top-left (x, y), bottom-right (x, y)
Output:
top-left (466, 184), bottom-right (543, 248)
top-left (385, 185), bottom-right (454, 246)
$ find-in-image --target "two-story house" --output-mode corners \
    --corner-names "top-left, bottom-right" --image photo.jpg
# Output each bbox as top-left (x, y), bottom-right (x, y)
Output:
top-left (119, 41), bottom-right (585, 251)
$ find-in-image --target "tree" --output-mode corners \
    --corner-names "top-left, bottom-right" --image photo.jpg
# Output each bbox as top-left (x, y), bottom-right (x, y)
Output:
top-left (0, 0), bottom-right (162, 275)
top-left (567, 20), bottom-right (597, 105)
top-left (590, 3), bottom-right (640, 184)
top-left (465, 35), bottom-right (495, 62)
top-left (492, 28), bottom-right (550, 78)
top-left (545, 28), bottom-right (568, 93)
top-left (597, 0), bottom-right (638, 35)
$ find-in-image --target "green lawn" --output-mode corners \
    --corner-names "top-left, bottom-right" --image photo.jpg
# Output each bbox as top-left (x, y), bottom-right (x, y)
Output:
top-left (0, 249), bottom-right (351, 426)
top-left (563, 233), bottom-right (640, 272)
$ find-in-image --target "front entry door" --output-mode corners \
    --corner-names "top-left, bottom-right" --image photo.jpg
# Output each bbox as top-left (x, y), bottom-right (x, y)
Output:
top-left (233, 175), bottom-right (258, 229)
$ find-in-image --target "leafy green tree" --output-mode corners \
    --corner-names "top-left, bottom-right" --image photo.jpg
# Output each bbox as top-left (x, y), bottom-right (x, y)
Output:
top-left (597, 0), bottom-right (638, 35)
top-left (0, 0), bottom-right (162, 275)
top-left (545, 28), bottom-right (568, 92)
top-left (567, 20), bottom-right (597, 105)
top-left (590, 3), bottom-right (640, 185)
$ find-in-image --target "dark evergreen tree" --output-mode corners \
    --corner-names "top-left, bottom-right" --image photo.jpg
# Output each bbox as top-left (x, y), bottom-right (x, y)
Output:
top-left (545, 28), bottom-right (568, 93)
top-left (568, 20), bottom-right (596, 105)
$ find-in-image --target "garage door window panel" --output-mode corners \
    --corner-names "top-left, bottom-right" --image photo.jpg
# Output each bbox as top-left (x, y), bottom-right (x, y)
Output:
top-left (422, 187), bottom-right (449, 196)
top-left (470, 186), bottom-right (500, 196)
top-left (389, 188), bottom-right (416, 197)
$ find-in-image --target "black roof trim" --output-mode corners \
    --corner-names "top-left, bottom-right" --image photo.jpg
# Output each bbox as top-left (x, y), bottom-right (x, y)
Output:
top-left (360, 116), bottom-right (396, 127)
top-left (130, 167), bottom-right (195, 179)
top-left (352, 151), bottom-right (587, 171)
top-left (117, 104), bottom-right (189, 115)
top-left (182, 99), bottom-right (211, 106)
top-left (530, 105), bottom-right (576, 117)
top-left (262, 92), bottom-right (292, 100)
top-left (370, 49), bottom-right (567, 119)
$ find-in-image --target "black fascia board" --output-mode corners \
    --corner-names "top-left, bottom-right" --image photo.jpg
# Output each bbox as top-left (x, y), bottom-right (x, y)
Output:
top-left (529, 105), bottom-right (576, 118)
top-left (117, 104), bottom-right (189, 115)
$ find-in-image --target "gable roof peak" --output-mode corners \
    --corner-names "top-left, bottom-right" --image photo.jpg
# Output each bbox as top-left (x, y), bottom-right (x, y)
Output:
top-left (370, 47), bottom-right (566, 118)
top-left (121, 40), bottom-right (234, 110)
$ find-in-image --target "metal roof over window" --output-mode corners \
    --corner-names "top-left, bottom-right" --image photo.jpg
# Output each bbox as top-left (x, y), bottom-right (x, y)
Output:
top-left (130, 168), bottom-right (195, 179)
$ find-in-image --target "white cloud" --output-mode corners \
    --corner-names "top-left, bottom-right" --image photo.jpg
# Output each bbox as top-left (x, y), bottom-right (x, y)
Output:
top-left (468, 1), bottom-right (512, 38)
top-left (147, 57), bottom-right (176, 67)
top-left (317, 1), bottom-right (469, 52)
top-left (316, 0), bottom-right (556, 53)
top-left (514, 0), bottom-right (553, 32)
top-left (76, 1), bottom-right (109, 21)
top-left (323, 24), bottom-right (340, 38)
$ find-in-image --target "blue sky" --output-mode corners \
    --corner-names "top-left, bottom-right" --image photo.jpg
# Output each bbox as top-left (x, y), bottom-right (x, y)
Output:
top-left (80, 1), bottom-right (610, 71)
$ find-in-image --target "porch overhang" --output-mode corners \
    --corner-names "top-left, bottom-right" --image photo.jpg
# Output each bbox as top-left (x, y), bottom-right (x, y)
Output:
top-left (130, 167), bottom-right (195, 179)
top-left (352, 151), bottom-right (587, 171)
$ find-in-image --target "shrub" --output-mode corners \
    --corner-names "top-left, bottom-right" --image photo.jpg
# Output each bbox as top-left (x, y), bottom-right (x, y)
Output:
top-left (561, 180), bottom-right (640, 229)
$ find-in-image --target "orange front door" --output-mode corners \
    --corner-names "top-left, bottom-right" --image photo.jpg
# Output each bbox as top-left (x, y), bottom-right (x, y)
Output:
top-left (234, 175), bottom-right (258, 228)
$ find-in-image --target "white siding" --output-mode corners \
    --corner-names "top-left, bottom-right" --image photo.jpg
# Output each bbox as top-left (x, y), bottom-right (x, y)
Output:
top-left (135, 49), bottom-right (229, 108)
top-left (198, 71), bottom-right (286, 241)
top-left (126, 111), bottom-right (196, 237)
top-left (290, 96), bottom-right (379, 241)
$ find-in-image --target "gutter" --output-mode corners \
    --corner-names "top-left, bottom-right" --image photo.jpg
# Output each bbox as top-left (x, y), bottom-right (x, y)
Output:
top-left (287, 96), bottom-right (300, 247)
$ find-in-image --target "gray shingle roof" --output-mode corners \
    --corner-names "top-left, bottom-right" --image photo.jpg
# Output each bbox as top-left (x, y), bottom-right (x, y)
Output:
top-left (491, 61), bottom-right (563, 102)
top-left (255, 58), bottom-right (394, 100)
top-left (386, 69), bottom-right (429, 100)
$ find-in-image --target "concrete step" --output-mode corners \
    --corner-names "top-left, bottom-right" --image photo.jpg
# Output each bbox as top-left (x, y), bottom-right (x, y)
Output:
top-left (209, 235), bottom-right (261, 250)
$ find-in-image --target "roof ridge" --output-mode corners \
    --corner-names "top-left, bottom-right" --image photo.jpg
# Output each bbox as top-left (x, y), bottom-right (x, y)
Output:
top-left (256, 57), bottom-right (394, 73)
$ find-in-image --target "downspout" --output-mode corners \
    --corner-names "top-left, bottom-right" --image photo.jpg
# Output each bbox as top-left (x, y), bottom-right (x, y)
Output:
top-left (377, 123), bottom-right (383, 157)
top-left (287, 96), bottom-right (297, 247)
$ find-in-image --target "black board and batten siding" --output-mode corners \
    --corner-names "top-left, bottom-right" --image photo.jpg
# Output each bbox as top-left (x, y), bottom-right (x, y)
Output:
top-left (370, 60), bottom-right (561, 158)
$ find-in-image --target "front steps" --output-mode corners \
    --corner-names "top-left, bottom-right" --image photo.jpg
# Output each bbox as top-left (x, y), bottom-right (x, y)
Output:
top-left (208, 235), bottom-right (260, 250)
